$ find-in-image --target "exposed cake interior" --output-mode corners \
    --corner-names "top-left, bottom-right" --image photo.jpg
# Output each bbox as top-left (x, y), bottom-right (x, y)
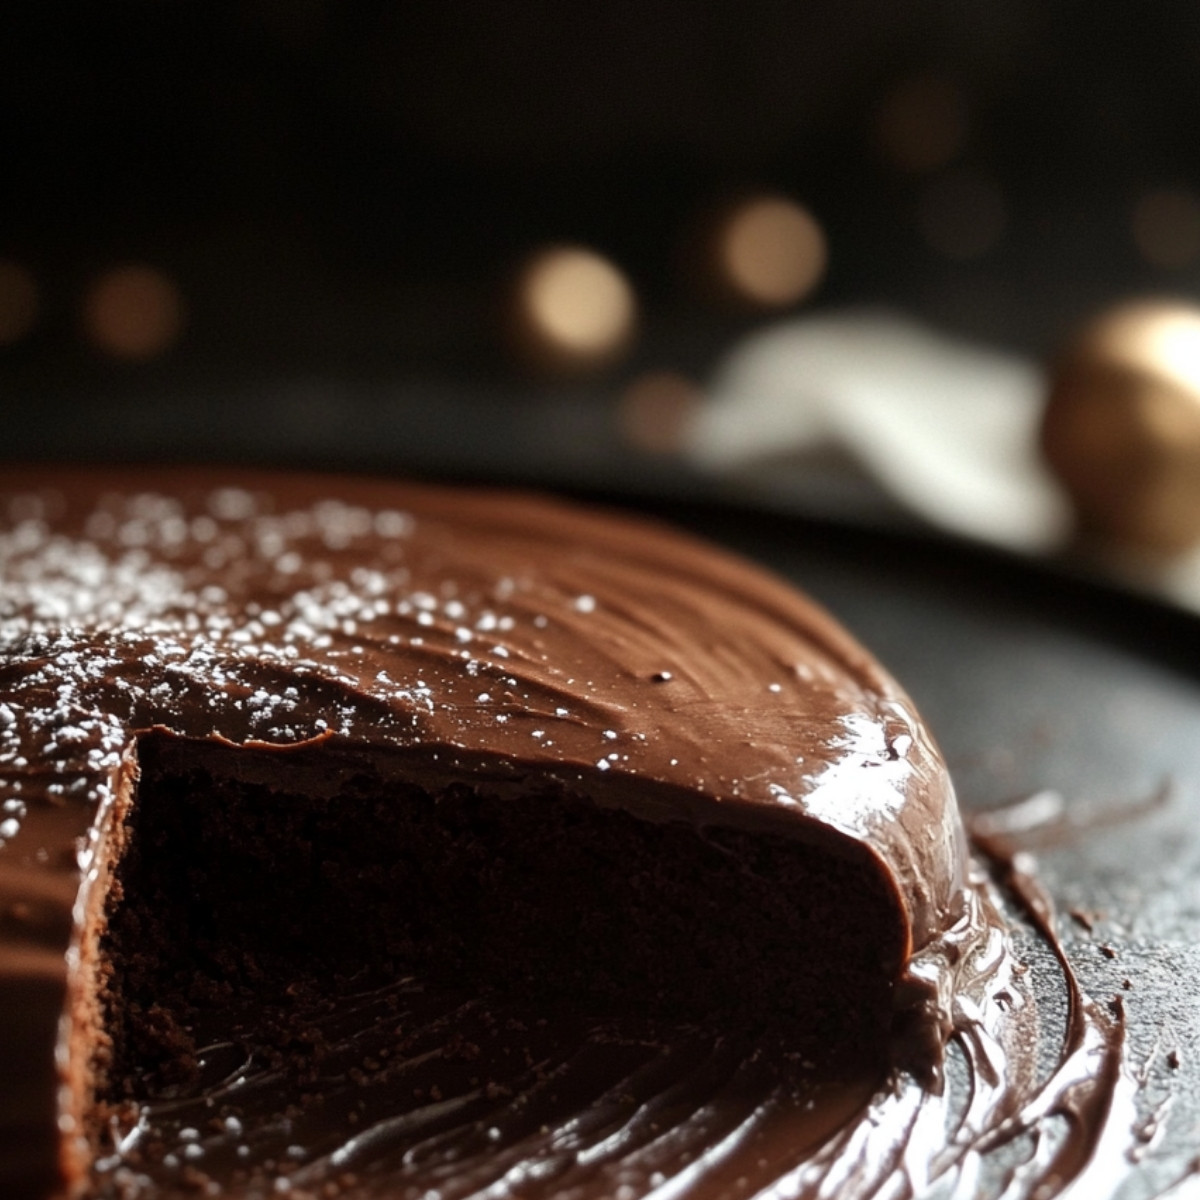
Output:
top-left (92, 733), bottom-right (909, 1111)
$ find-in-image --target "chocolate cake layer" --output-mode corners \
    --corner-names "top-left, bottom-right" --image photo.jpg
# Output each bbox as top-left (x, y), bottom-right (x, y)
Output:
top-left (0, 468), bottom-right (966, 1197)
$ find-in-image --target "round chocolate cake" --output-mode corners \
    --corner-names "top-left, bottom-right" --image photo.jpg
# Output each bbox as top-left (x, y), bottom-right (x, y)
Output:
top-left (0, 468), bottom-right (969, 1198)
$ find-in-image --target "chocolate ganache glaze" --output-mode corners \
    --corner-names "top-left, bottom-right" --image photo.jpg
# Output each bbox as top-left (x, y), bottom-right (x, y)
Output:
top-left (0, 467), bottom-right (1129, 1200)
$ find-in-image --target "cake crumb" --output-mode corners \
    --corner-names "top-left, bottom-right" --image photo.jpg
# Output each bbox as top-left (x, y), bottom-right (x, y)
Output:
top-left (1068, 908), bottom-right (1096, 932)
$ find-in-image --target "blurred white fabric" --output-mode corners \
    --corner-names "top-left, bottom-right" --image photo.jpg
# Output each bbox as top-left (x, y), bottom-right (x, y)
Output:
top-left (685, 310), bottom-right (1073, 553)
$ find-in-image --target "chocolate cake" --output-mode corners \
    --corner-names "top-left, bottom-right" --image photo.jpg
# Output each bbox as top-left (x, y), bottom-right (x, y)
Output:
top-left (0, 468), bottom-right (966, 1198)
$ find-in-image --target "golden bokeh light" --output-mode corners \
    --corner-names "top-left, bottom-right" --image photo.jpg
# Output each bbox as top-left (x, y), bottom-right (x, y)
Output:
top-left (876, 76), bottom-right (969, 174)
top-left (916, 170), bottom-right (1006, 261)
top-left (0, 260), bottom-right (40, 346)
top-left (1043, 299), bottom-right (1200, 553)
top-left (713, 196), bottom-right (827, 310)
top-left (617, 371), bottom-right (700, 455)
top-left (506, 245), bottom-right (637, 376)
top-left (83, 264), bottom-right (185, 361)
top-left (1132, 188), bottom-right (1200, 270)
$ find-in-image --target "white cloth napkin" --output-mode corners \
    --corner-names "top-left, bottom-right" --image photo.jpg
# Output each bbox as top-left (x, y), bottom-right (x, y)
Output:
top-left (684, 310), bottom-right (1072, 553)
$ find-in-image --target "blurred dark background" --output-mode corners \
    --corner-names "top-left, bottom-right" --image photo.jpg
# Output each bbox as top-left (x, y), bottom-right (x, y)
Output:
top-left (3, 0), bottom-right (1200, 482)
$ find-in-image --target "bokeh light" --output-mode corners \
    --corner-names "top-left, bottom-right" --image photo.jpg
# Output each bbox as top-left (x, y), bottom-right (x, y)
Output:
top-left (83, 264), bottom-right (185, 361)
top-left (506, 245), bottom-right (636, 376)
top-left (916, 170), bottom-right (1006, 261)
top-left (1132, 187), bottom-right (1200, 270)
top-left (0, 261), bottom-right (40, 347)
top-left (617, 371), bottom-right (700, 454)
top-left (712, 196), bottom-right (827, 310)
top-left (876, 76), bottom-right (969, 174)
top-left (686, 194), bottom-right (827, 312)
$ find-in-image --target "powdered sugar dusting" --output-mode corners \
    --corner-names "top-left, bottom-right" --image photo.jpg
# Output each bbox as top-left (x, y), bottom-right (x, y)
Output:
top-left (1, 476), bottom-right (913, 856)
top-left (0, 489), bottom-right (440, 819)
top-left (0, 484), bottom-right (659, 831)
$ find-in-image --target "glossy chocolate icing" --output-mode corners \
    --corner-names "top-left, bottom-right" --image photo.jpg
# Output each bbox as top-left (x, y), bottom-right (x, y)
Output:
top-left (0, 467), bottom-right (1010, 1198)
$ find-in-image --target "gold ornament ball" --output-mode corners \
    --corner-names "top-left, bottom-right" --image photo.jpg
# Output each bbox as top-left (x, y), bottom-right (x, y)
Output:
top-left (1042, 299), bottom-right (1200, 553)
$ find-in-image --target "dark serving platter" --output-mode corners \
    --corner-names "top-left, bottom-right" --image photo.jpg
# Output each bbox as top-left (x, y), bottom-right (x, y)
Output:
top-left (633, 496), bottom-right (1200, 1199)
